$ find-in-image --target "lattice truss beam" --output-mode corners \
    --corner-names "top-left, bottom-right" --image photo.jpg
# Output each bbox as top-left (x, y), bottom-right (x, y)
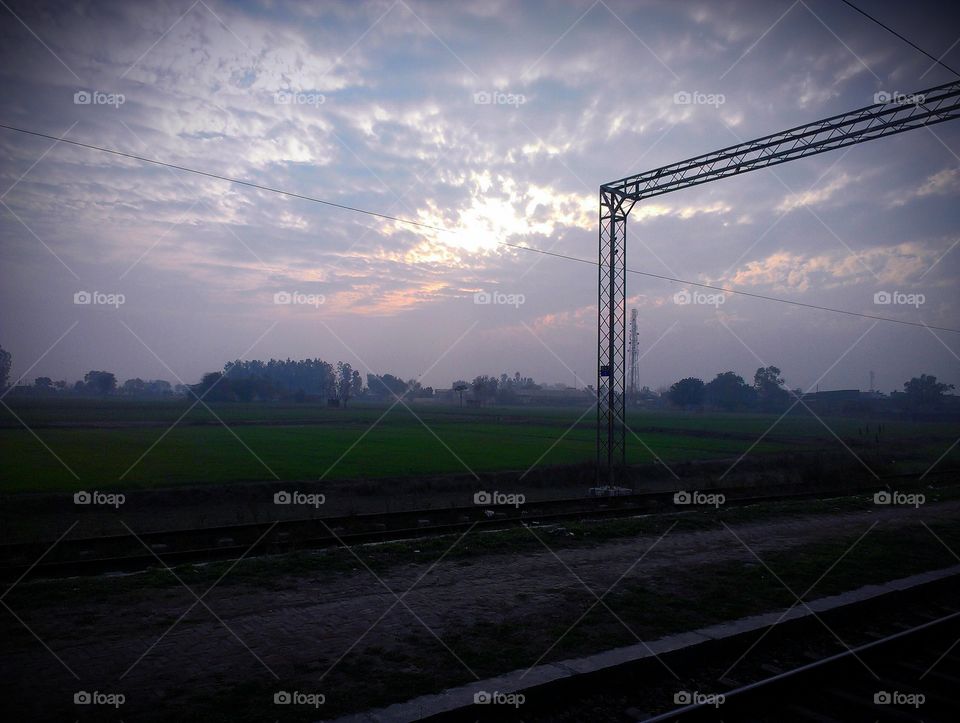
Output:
top-left (597, 80), bottom-right (960, 483)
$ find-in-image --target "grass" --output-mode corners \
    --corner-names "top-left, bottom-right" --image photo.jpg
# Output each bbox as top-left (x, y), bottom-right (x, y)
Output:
top-left (0, 416), bottom-right (789, 493)
top-left (2, 399), bottom-right (956, 493)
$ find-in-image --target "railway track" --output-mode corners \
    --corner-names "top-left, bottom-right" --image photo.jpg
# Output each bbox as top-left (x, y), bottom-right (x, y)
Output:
top-left (0, 476), bottom-right (948, 581)
top-left (646, 614), bottom-right (960, 721)
top-left (424, 570), bottom-right (960, 722)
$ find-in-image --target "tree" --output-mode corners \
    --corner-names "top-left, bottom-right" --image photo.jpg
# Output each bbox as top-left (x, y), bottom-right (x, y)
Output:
top-left (223, 357), bottom-right (335, 399)
top-left (754, 366), bottom-right (788, 411)
top-left (336, 362), bottom-right (354, 407)
top-left (0, 345), bottom-right (10, 391)
top-left (231, 377), bottom-right (258, 402)
top-left (471, 375), bottom-right (498, 404)
top-left (191, 371), bottom-right (225, 400)
top-left (121, 378), bottom-right (146, 396)
top-left (453, 381), bottom-right (469, 407)
top-left (704, 371), bottom-right (755, 411)
top-left (146, 379), bottom-right (172, 396)
top-left (497, 382), bottom-right (518, 405)
top-left (83, 370), bottom-right (116, 396)
top-left (34, 376), bottom-right (54, 391)
top-left (669, 377), bottom-right (705, 408)
top-left (904, 374), bottom-right (955, 408)
top-left (367, 373), bottom-right (408, 400)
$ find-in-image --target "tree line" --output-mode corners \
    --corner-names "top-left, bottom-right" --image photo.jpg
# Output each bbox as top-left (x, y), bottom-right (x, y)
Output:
top-left (668, 366), bottom-right (789, 411)
top-left (0, 344), bottom-right (953, 411)
top-left (0, 346), bottom-right (551, 408)
top-left (666, 366), bottom-right (955, 411)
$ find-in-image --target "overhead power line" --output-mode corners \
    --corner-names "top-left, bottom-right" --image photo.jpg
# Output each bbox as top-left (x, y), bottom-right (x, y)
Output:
top-left (1, 122), bottom-right (957, 334)
top-left (839, 0), bottom-right (960, 78)
top-left (0, 123), bottom-right (447, 233)
top-left (494, 241), bottom-right (959, 333)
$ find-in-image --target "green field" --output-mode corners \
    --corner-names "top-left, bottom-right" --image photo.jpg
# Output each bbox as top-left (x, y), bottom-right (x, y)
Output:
top-left (1, 399), bottom-right (957, 493)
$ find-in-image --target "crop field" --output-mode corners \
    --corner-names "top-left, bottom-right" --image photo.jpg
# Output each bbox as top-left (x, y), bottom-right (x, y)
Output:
top-left (1, 398), bottom-right (957, 493)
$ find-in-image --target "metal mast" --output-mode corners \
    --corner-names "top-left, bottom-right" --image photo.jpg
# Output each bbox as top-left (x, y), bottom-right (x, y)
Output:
top-left (597, 80), bottom-right (960, 485)
top-left (628, 308), bottom-right (639, 401)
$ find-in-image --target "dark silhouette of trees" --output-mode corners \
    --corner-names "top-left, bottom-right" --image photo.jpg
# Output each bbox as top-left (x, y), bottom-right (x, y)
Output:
top-left (704, 371), bottom-right (755, 411)
top-left (190, 371), bottom-right (227, 400)
top-left (188, 358), bottom-right (372, 403)
top-left (669, 377), bottom-right (705, 408)
top-left (336, 362), bottom-right (356, 406)
top-left (121, 378), bottom-right (146, 396)
top-left (904, 374), bottom-right (955, 409)
top-left (453, 381), bottom-right (469, 407)
top-left (494, 372), bottom-right (538, 404)
top-left (754, 366), bottom-right (789, 411)
top-left (367, 373), bottom-right (408, 400)
top-left (83, 370), bottom-right (117, 396)
top-left (471, 375), bottom-right (498, 404)
top-left (461, 373), bottom-right (539, 405)
top-left (0, 345), bottom-right (11, 390)
top-left (222, 358), bottom-right (336, 399)
top-left (119, 379), bottom-right (173, 397)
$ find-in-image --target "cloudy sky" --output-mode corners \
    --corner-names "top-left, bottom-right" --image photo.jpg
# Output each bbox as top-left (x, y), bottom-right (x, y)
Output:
top-left (1, 0), bottom-right (958, 394)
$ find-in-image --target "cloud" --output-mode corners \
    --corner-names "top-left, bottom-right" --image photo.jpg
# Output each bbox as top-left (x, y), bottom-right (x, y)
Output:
top-left (775, 173), bottom-right (855, 213)
top-left (892, 167), bottom-right (960, 207)
top-left (0, 0), bottom-right (957, 390)
top-left (727, 242), bottom-right (943, 292)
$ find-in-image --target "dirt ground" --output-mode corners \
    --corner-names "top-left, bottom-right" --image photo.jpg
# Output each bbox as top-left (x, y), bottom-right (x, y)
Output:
top-left (2, 498), bottom-right (958, 721)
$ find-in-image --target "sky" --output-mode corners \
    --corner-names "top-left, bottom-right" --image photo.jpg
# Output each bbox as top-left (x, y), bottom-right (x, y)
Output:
top-left (0, 0), bottom-right (958, 394)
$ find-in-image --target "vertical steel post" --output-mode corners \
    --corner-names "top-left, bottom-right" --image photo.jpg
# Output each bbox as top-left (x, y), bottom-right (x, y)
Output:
top-left (598, 189), bottom-right (634, 487)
